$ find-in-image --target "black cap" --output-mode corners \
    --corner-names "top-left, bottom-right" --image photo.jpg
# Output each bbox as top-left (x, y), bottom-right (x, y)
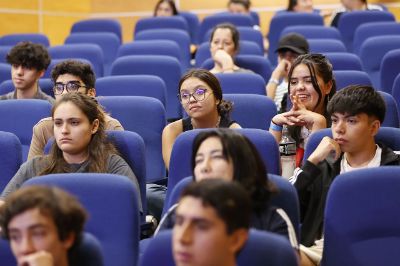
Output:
top-left (275, 33), bottom-right (309, 54)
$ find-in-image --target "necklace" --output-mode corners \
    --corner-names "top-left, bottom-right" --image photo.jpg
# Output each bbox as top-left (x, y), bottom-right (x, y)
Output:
top-left (191, 115), bottom-right (221, 129)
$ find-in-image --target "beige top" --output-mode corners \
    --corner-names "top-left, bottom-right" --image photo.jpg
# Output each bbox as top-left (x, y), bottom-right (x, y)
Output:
top-left (27, 115), bottom-right (124, 160)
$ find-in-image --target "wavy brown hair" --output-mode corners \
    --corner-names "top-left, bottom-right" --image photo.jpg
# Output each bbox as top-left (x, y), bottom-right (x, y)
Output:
top-left (40, 93), bottom-right (117, 175)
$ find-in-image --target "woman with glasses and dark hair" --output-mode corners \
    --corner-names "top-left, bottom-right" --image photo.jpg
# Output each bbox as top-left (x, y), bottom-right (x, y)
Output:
top-left (269, 54), bottom-right (336, 168)
top-left (162, 69), bottom-right (241, 170)
top-left (27, 60), bottom-right (123, 160)
top-left (1, 93), bottom-right (141, 211)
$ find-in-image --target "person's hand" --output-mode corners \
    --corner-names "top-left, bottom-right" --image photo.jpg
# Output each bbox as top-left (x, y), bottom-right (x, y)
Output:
top-left (320, 9), bottom-right (332, 18)
top-left (288, 95), bottom-right (327, 129)
top-left (272, 58), bottom-right (291, 80)
top-left (18, 251), bottom-right (53, 266)
top-left (213, 49), bottom-right (235, 72)
top-left (308, 136), bottom-right (341, 165)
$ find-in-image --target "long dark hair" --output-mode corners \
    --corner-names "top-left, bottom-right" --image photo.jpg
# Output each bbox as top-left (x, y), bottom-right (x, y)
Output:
top-left (287, 53), bottom-right (336, 144)
top-left (40, 93), bottom-right (117, 175)
top-left (191, 129), bottom-right (277, 213)
top-left (179, 68), bottom-right (234, 119)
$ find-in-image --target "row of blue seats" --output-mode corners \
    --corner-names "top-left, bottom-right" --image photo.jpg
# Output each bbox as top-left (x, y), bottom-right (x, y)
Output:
top-left (1, 52), bottom-right (399, 117)
top-left (1, 126), bottom-right (400, 266)
top-left (1, 11), bottom-right (398, 67)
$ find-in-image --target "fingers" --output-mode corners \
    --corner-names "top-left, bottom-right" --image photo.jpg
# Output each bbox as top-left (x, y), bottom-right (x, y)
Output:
top-left (332, 140), bottom-right (342, 161)
top-left (18, 251), bottom-right (53, 266)
top-left (308, 137), bottom-right (339, 165)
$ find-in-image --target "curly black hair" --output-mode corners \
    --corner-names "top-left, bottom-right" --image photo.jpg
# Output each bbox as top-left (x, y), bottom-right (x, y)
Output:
top-left (6, 41), bottom-right (50, 71)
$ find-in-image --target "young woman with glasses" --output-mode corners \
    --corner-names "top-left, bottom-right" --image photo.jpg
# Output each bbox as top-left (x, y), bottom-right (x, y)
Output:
top-left (146, 69), bottom-right (240, 223)
top-left (162, 69), bottom-right (241, 170)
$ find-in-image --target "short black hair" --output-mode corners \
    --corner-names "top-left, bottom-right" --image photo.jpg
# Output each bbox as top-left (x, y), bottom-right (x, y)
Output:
top-left (6, 41), bottom-right (50, 71)
top-left (228, 0), bottom-right (251, 10)
top-left (51, 60), bottom-right (96, 89)
top-left (327, 85), bottom-right (386, 123)
top-left (0, 186), bottom-right (87, 249)
top-left (179, 179), bottom-right (251, 234)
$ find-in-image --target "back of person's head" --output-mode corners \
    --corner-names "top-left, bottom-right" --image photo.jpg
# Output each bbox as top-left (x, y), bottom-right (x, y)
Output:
top-left (228, 0), bottom-right (251, 11)
top-left (179, 178), bottom-right (251, 234)
top-left (210, 23), bottom-right (240, 53)
top-left (288, 53), bottom-right (336, 111)
top-left (0, 185), bottom-right (87, 249)
top-left (6, 41), bottom-right (51, 71)
top-left (327, 85), bottom-right (386, 123)
top-left (153, 0), bottom-right (179, 16)
top-left (51, 60), bottom-right (96, 89)
top-left (179, 69), bottom-right (234, 118)
top-left (43, 93), bottom-right (116, 174)
top-left (276, 33), bottom-right (309, 55)
top-left (191, 129), bottom-right (277, 211)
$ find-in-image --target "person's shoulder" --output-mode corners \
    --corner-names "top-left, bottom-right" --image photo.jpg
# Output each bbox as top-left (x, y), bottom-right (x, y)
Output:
top-left (107, 153), bottom-right (126, 163)
top-left (367, 4), bottom-right (385, 11)
top-left (23, 155), bottom-right (51, 170)
top-left (163, 119), bottom-right (183, 134)
top-left (234, 67), bottom-right (253, 73)
top-left (34, 116), bottom-right (52, 127)
top-left (104, 114), bottom-right (124, 130)
top-left (0, 91), bottom-right (14, 100)
top-left (36, 89), bottom-right (55, 103)
top-left (379, 143), bottom-right (400, 165)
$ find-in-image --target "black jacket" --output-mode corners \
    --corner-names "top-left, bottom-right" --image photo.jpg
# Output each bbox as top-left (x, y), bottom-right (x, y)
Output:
top-left (292, 144), bottom-right (400, 246)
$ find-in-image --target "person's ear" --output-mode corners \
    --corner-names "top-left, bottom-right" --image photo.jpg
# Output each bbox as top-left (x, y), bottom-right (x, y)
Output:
top-left (370, 119), bottom-right (380, 137)
top-left (324, 80), bottom-right (333, 96)
top-left (87, 88), bottom-right (96, 97)
top-left (62, 232), bottom-right (76, 250)
top-left (228, 228), bottom-right (248, 254)
top-left (91, 119), bottom-right (99, 134)
top-left (37, 69), bottom-right (45, 79)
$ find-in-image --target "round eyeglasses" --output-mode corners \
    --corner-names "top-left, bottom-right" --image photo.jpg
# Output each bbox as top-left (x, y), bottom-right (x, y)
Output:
top-left (178, 88), bottom-right (209, 103)
top-left (53, 81), bottom-right (87, 95)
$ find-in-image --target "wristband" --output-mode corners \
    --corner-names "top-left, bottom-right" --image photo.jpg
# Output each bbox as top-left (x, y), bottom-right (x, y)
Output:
top-left (268, 78), bottom-right (280, 85)
top-left (269, 121), bottom-right (283, 131)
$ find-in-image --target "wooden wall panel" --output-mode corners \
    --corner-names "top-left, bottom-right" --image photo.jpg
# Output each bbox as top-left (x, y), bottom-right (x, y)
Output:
top-left (0, 0), bottom-right (398, 46)
top-left (92, 0), bottom-right (158, 12)
top-left (43, 0), bottom-right (90, 13)
top-left (0, 0), bottom-right (37, 10)
top-left (42, 16), bottom-right (88, 45)
top-left (0, 14), bottom-right (39, 34)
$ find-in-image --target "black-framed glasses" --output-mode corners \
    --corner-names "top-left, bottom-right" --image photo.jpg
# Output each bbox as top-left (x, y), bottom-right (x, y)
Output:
top-left (178, 88), bottom-right (208, 103)
top-left (53, 81), bottom-right (87, 95)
